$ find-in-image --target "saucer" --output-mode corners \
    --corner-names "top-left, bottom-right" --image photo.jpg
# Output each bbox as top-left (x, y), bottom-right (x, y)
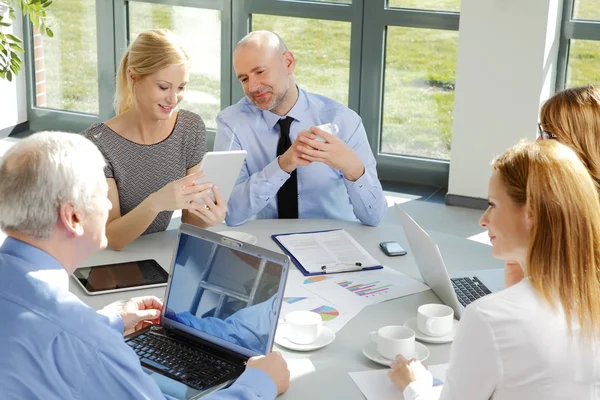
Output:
top-left (403, 317), bottom-right (458, 344)
top-left (362, 341), bottom-right (429, 366)
top-left (274, 325), bottom-right (335, 351)
top-left (219, 231), bottom-right (258, 245)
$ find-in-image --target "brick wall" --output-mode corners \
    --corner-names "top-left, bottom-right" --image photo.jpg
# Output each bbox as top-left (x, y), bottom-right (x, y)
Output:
top-left (32, 27), bottom-right (46, 107)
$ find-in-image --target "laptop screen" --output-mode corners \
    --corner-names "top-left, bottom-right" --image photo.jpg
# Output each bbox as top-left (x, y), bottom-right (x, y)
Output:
top-left (162, 231), bottom-right (286, 358)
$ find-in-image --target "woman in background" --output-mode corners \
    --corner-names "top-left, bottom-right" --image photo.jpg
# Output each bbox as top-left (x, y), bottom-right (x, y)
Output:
top-left (505, 85), bottom-right (600, 286)
top-left (83, 29), bottom-right (225, 251)
top-left (390, 140), bottom-right (600, 399)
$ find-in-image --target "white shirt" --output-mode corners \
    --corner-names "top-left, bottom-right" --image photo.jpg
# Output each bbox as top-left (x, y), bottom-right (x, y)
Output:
top-left (404, 279), bottom-right (600, 400)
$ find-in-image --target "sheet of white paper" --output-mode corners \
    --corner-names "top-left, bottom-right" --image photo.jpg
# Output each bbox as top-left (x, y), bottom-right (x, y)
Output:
top-left (349, 364), bottom-right (448, 400)
top-left (467, 230), bottom-right (491, 246)
top-left (299, 266), bottom-right (430, 308)
top-left (276, 230), bottom-right (381, 273)
top-left (285, 358), bottom-right (316, 381)
top-left (281, 270), bottom-right (364, 333)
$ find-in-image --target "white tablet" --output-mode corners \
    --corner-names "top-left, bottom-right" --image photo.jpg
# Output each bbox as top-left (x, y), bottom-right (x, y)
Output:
top-left (195, 150), bottom-right (247, 205)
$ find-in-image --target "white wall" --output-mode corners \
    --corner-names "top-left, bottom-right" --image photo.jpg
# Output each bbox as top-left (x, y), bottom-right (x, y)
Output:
top-left (0, 10), bottom-right (27, 136)
top-left (448, 0), bottom-right (563, 200)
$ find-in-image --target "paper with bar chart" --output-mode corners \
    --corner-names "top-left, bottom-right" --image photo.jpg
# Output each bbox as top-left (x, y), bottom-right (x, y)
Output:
top-left (280, 270), bottom-right (363, 333)
top-left (300, 266), bottom-right (430, 308)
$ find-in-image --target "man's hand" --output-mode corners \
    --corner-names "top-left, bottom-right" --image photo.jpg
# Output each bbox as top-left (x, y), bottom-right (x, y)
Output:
top-left (297, 128), bottom-right (365, 181)
top-left (278, 137), bottom-right (312, 173)
top-left (246, 351), bottom-right (290, 395)
top-left (118, 296), bottom-right (163, 336)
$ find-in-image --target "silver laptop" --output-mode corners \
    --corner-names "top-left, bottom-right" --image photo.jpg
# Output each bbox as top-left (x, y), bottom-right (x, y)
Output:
top-left (125, 224), bottom-right (290, 399)
top-left (395, 205), bottom-right (504, 319)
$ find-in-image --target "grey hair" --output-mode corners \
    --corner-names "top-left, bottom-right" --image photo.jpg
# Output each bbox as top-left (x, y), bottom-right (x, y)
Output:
top-left (0, 131), bottom-right (106, 239)
top-left (236, 30), bottom-right (288, 54)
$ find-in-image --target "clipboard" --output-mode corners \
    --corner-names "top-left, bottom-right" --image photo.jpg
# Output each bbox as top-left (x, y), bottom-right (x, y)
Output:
top-left (272, 229), bottom-right (383, 276)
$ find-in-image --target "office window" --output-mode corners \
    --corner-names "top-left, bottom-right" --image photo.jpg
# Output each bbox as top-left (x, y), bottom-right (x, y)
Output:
top-left (128, 3), bottom-right (221, 129)
top-left (382, 26), bottom-right (458, 160)
top-left (573, 0), bottom-right (600, 20)
top-left (566, 40), bottom-right (600, 87)
top-left (33, 0), bottom-right (99, 114)
top-left (388, 0), bottom-right (460, 12)
top-left (251, 14), bottom-right (351, 106)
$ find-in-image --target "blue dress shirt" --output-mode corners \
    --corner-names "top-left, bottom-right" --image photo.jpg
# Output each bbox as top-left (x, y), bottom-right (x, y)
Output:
top-left (214, 88), bottom-right (386, 227)
top-left (0, 237), bottom-right (277, 400)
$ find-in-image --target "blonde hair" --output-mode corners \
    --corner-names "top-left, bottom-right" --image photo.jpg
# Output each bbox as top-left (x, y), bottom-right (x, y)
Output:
top-left (115, 29), bottom-right (189, 114)
top-left (540, 86), bottom-right (600, 193)
top-left (493, 140), bottom-right (600, 341)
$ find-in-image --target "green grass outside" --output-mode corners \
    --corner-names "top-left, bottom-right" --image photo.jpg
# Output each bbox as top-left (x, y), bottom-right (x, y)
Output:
top-left (38, 1), bottom-right (600, 160)
top-left (574, 0), bottom-right (600, 20)
top-left (43, 0), bottom-right (98, 114)
top-left (128, 3), bottom-right (221, 130)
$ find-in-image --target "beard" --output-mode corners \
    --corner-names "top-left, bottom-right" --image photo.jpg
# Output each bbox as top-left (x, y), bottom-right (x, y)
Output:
top-left (250, 83), bottom-right (290, 111)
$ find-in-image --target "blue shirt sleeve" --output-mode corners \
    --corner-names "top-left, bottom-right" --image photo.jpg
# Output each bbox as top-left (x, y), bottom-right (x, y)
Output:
top-left (215, 115), bottom-right (289, 226)
top-left (96, 308), bottom-right (124, 335)
top-left (205, 368), bottom-right (278, 400)
top-left (340, 115), bottom-right (387, 226)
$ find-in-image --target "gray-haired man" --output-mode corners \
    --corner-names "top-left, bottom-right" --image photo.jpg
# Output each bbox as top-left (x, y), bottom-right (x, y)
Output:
top-left (0, 131), bottom-right (289, 399)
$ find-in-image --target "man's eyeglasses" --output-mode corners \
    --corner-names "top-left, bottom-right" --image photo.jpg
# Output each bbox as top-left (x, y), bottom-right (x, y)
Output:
top-left (537, 123), bottom-right (557, 140)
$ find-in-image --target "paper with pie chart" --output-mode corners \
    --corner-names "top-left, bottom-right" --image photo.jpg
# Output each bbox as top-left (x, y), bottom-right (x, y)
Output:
top-left (281, 272), bottom-right (362, 333)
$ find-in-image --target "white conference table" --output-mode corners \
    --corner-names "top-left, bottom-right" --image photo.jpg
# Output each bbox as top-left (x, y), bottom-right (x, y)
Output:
top-left (71, 218), bottom-right (502, 400)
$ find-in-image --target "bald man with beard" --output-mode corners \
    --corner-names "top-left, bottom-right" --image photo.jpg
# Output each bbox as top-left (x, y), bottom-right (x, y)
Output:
top-left (214, 30), bottom-right (386, 227)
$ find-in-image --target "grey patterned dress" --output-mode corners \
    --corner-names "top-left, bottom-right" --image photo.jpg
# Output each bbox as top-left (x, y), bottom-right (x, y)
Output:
top-left (82, 110), bottom-right (206, 234)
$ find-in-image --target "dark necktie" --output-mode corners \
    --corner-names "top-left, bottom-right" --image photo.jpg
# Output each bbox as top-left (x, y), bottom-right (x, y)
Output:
top-left (276, 116), bottom-right (299, 219)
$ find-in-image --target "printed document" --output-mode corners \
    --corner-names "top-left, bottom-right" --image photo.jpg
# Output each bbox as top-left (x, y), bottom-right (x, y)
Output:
top-left (275, 229), bottom-right (380, 273)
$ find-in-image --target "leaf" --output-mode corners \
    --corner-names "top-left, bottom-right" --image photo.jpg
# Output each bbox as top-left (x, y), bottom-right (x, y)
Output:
top-left (45, 27), bottom-right (53, 37)
top-left (6, 70), bottom-right (12, 82)
top-left (6, 34), bottom-right (22, 43)
top-left (9, 43), bottom-right (23, 52)
top-left (0, 22), bottom-right (11, 27)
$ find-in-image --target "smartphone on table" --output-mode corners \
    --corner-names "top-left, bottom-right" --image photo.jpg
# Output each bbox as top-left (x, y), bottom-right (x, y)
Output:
top-left (379, 241), bottom-right (408, 257)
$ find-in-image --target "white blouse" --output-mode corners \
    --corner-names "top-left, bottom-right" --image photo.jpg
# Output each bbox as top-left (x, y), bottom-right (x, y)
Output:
top-left (404, 279), bottom-right (600, 400)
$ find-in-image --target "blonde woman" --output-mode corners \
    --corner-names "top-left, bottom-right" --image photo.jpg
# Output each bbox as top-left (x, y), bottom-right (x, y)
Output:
top-left (505, 85), bottom-right (600, 286)
top-left (389, 140), bottom-right (600, 399)
top-left (83, 29), bottom-right (225, 251)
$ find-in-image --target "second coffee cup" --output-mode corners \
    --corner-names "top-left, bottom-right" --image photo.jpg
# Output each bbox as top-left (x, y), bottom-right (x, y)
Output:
top-left (417, 303), bottom-right (454, 337)
top-left (284, 310), bottom-right (323, 345)
top-left (368, 325), bottom-right (415, 360)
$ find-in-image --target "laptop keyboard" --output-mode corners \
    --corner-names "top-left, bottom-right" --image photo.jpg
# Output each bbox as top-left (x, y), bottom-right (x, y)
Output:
top-left (127, 332), bottom-right (237, 390)
top-left (451, 277), bottom-right (492, 307)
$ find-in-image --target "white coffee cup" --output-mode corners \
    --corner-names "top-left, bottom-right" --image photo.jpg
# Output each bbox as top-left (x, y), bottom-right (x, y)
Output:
top-left (417, 304), bottom-right (454, 337)
top-left (284, 310), bottom-right (323, 345)
top-left (368, 325), bottom-right (415, 360)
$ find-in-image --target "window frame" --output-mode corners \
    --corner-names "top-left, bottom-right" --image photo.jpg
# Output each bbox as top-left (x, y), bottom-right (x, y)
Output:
top-left (556, 0), bottom-right (600, 91)
top-left (23, 0), bottom-right (462, 187)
